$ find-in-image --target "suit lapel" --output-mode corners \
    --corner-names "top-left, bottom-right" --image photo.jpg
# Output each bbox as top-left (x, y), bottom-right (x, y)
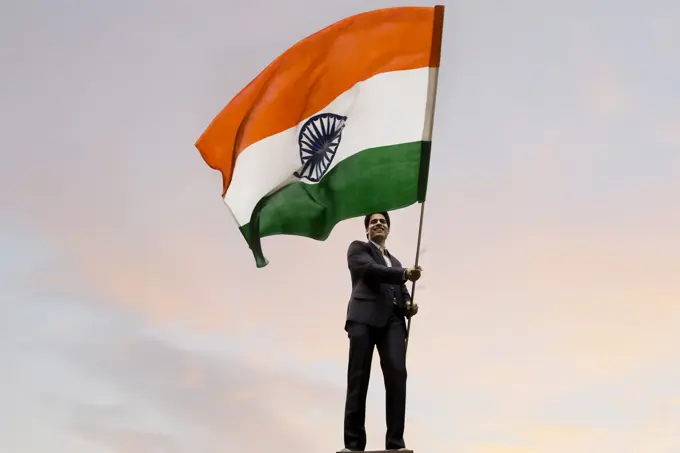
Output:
top-left (385, 250), bottom-right (400, 268)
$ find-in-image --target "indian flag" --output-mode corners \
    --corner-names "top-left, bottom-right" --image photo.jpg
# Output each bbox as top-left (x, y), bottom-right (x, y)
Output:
top-left (196, 5), bottom-right (445, 267)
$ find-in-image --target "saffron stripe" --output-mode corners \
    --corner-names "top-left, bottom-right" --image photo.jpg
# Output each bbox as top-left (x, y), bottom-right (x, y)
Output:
top-left (195, 6), bottom-right (442, 195)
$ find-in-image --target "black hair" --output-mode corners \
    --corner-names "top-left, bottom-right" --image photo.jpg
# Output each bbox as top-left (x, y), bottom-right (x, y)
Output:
top-left (364, 211), bottom-right (391, 230)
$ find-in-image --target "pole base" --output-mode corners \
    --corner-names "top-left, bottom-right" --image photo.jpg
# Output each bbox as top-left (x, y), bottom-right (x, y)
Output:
top-left (337, 450), bottom-right (413, 453)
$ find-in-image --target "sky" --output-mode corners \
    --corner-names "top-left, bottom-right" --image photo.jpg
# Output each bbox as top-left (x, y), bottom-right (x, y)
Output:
top-left (0, 0), bottom-right (679, 452)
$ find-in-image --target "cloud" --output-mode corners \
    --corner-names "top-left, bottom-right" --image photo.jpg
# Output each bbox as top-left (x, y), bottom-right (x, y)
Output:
top-left (72, 422), bottom-right (183, 453)
top-left (45, 314), bottom-right (345, 453)
top-left (0, 283), bottom-right (351, 453)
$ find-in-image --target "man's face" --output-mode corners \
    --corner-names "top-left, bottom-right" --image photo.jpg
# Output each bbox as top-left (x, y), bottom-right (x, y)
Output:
top-left (367, 214), bottom-right (389, 242)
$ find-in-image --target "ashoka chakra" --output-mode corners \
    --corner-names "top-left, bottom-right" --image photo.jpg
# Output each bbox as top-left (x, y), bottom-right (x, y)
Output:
top-left (293, 113), bottom-right (347, 182)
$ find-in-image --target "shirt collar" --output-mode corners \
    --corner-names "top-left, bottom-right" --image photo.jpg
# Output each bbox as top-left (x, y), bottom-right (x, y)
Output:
top-left (369, 240), bottom-right (388, 254)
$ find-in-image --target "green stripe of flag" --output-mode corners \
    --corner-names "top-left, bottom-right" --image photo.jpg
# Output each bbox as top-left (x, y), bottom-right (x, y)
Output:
top-left (240, 140), bottom-right (431, 267)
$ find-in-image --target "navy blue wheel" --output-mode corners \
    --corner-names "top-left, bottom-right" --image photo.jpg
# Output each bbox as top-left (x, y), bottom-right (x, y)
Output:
top-left (293, 113), bottom-right (347, 182)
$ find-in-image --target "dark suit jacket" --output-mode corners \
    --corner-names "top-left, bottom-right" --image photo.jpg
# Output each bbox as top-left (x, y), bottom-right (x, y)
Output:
top-left (345, 240), bottom-right (412, 329)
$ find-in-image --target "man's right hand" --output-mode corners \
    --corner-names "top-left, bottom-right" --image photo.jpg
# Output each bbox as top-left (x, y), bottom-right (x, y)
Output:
top-left (405, 266), bottom-right (422, 282)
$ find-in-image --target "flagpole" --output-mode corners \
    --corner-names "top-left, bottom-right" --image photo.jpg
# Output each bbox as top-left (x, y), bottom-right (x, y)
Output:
top-left (404, 4), bottom-right (445, 356)
top-left (404, 201), bottom-right (425, 355)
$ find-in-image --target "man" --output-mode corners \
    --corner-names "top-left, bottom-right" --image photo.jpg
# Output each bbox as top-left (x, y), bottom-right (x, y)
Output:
top-left (342, 211), bottom-right (421, 452)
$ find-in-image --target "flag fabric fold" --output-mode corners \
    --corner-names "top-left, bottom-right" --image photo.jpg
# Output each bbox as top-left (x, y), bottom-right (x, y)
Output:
top-left (196, 5), bottom-right (445, 267)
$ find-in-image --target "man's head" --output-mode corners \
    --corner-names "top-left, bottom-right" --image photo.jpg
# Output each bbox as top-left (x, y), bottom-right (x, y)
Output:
top-left (364, 211), bottom-right (391, 244)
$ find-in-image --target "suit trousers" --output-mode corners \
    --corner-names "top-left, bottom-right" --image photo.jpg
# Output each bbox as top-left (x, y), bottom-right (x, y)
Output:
top-left (343, 309), bottom-right (407, 451)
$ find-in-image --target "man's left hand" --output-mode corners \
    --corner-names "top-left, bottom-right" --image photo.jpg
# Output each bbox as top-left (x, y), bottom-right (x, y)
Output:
top-left (405, 303), bottom-right (419, 318)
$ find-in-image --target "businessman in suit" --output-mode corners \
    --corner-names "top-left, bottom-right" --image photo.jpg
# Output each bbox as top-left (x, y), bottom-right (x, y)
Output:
top-left (342, 211), bottom-right (421, 452)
